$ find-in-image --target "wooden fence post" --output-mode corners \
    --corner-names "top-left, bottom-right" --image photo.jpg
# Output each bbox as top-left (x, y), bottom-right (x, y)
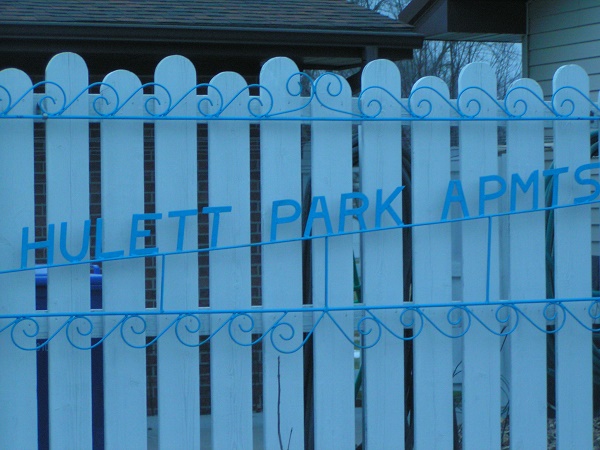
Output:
top-left (0, 67), bottom-right (37, 450)
top-left (310, 72), bottom-right (355, 450)
top-left (208, 71), bottom-right (254, 450)
top-left (360, 59), bottom-right (405, 449)
top-left (260, 56), bottom-right (305, 450)
top-left (155, 55), bottom-right (201, 449)
top-left (459, 62), bottom-right (501, 450)
top-left (505, 77), bottom-right (547, 449)
top-left (553, 64), bottom-right (593, 450)
top-left (410, 75), bottom-right (454, 449)
top-left (46, 51), bottom-right (94, 450)
top-left (100, 68), bottom-right (147, 449)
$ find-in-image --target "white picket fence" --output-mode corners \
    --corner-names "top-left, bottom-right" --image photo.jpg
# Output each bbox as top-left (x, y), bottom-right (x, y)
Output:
top-left (0, 53), bottom-right (597, 449)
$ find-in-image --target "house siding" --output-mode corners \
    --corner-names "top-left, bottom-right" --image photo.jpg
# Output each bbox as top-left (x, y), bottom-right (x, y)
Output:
top-left (526, 0), bottom-right (600, 262)
top-left (526, 0), bottom-right (600, 98)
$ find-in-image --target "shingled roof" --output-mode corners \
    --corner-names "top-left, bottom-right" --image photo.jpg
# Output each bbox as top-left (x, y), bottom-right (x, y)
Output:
top-left (0, 0), bottom-right (423, 81)
top-left (1, 0), bottom-right (415, 32)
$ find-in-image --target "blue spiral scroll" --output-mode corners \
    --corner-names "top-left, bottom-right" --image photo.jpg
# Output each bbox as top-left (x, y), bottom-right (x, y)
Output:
top-left (2, 297), bottom-right (598, 353)
top-left (2, 72), bottom-right (599, 121)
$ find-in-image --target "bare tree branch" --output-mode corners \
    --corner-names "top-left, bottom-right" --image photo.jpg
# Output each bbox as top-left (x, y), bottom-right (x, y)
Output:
top-left (348, 0), bottom-right (522, 97)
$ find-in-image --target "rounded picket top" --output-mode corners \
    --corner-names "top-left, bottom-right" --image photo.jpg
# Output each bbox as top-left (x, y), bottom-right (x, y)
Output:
top-left (553, 64), bottom-right (589, 90)
top-left (154, 55), bottom-right (197, 117)
top-left (259, 57), bottom-right (302, 117)
top-left (260, 56), bottom-right (300, 88)
top-left (362, 58), bottom-right (401, 87)
top-left (459, 61), bottom-right (495, 84)
top-left (208, 70), bottom-right (249, 117)
top-left (99, 69), bottom-right (143, 117)
top-left (505, 77), bottom-right (545, 118)
top-left (155, 54), bottom-right (196, 78)
top-left (458, 62), bottom-right (498, 118)
top-left (46, 52), bottom-right (88, 77)
top-left (261, 55), bottom-right (299, 70)
top-left (0, 68), bottom-right (33, 116)
top-left (360, 59), bottom-right (401, 119)
top-left (410, 75), bottom-right (450, 118)
top-left (45, 52), bottom-right (89, 116)
top-left (552, 64), bottom-right (590, 117)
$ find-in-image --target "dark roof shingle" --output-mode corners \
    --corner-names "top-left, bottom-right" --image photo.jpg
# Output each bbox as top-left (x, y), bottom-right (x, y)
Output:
top-left (0, 0), bottom-right (414, 33)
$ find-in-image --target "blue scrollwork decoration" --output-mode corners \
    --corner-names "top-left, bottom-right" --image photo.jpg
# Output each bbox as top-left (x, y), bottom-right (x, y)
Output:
top-left (2, 297), bottom-right (599, 353)
top-left (1, 71), bottom-right (598, 121)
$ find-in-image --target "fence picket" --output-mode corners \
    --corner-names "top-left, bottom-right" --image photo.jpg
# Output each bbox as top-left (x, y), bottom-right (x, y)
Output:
top-left (505, 78), bottom-right (547, 449)
top-left (458, 63), bottom-right (501, 450)
top-left (359, 59), bottom-right (405, 449)
top-left (259, 57), bottom-right (305, 450)
top-left (45, 52), bottom-right (94, 450)
top-left (553, 65), bottom-right (593, 449)
top-left (310, 72), bottom-right (355, 450)
top-left (410, 76), bottom-right (454, 449)
top-left (208, 71), bottom-right (253, 450)
top-left (0, 68), bottom-right (37, 450)
top-left (100, 69), bottom-right (148, 449)
top-left (155, 55), bottom-right (201, 449)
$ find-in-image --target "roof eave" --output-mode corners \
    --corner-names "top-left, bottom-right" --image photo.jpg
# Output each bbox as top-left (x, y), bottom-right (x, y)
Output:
top-left (0, 22), bottom-right (424, 50)
top-left (399, 0), bottom-right (525, 42)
